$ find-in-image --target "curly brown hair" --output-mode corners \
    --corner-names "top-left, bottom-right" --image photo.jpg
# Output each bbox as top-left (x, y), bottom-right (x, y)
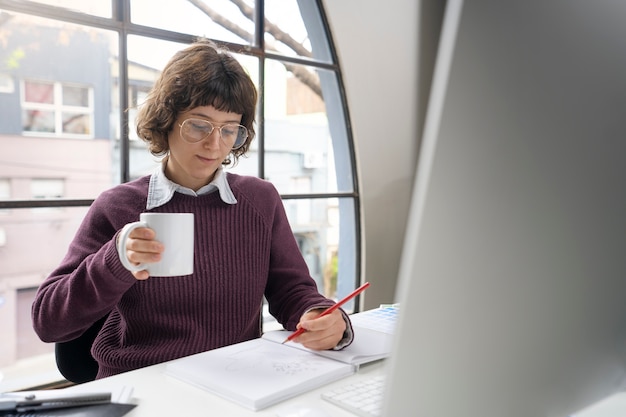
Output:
top-left (135, 39), bottom-right (257, 165)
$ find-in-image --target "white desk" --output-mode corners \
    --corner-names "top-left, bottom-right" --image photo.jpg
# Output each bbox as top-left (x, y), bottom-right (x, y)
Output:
top-left (3, 341), bottom-right (619, 417)
top-left (66, 358), bottom-right (626, 417)
top-left (66, 357), bottom-right (386, 416)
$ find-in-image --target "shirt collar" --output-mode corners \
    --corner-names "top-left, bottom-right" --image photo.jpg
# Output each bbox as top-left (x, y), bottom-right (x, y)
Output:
top-left (146, 158), bottom-right (237, 210)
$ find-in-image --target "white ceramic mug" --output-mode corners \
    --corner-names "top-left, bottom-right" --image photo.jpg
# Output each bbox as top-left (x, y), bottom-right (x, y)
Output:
top-left (118, 213), bottom-right (194, 277)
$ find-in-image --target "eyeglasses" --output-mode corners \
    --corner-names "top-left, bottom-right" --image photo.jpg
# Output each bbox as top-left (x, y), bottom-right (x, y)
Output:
top-left (178, 118), bottom-right (248, 149)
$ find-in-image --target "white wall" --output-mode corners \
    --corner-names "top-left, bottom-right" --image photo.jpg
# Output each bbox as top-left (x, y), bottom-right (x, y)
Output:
top-left (323, 0), bottom-right (445, 308)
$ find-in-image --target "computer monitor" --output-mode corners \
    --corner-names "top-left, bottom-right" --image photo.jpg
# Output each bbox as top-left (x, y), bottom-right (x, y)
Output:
top-left (382, 1), bottom-right (626, 416)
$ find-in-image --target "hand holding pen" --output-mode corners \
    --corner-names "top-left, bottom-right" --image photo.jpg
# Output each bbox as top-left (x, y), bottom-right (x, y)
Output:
top-left (283, 282), bottom-right (371, 348)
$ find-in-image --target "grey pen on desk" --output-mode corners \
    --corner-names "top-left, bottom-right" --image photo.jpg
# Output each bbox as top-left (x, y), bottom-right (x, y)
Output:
top-left (0, 391), bottom-right (111, 413)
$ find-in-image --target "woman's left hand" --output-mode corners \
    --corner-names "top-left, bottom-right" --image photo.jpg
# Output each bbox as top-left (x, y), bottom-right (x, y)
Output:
top-left (292, 308), bottom-right (346, 350)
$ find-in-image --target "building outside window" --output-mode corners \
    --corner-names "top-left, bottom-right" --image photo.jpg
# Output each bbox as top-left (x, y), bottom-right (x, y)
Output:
top-left (0, 0), bottom-right (360, 388)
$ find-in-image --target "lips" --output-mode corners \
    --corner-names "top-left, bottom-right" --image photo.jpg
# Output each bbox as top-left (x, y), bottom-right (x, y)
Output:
top-left (196, 155), bottom-right (218, 163)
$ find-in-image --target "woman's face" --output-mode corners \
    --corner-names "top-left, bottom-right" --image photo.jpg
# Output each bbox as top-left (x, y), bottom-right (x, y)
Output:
top-left (165, 105), bottom-right (243, 191)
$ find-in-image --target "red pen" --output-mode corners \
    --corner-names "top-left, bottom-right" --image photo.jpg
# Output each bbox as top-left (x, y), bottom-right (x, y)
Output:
top-left (282, 281), bottom-right (371, 344)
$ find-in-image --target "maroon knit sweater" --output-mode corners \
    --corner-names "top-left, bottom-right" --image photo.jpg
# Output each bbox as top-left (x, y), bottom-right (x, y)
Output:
top-left (32, 173), bottom-right (341, 378)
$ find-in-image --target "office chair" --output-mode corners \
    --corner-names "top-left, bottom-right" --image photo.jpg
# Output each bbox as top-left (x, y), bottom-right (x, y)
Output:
top-left (54, 314), bottom-right (108, 384)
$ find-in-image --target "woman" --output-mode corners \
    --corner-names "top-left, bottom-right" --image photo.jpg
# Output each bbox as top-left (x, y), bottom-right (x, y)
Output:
top-left (31, 39), bottom-right (352, 379)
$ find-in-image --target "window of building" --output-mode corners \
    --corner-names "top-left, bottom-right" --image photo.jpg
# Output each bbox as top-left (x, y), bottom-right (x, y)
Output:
top-left (30, 178), bottom-right (64, 199)
top-left (0, 0), bottom-right (359, 388)
top-left (0, 73), bottom-right (14, 93)
top-left (0, 179), bottom-right (9, 199)
top-left (30, 178), bottom-right (64, 213)
top-left (21, 80), bottom-right (94, 137)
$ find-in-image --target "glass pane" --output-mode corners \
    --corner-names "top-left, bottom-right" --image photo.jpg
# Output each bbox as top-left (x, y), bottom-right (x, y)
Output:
top-left (282, 197), bottom-right (358, 310)
top-left (24, 81), bottom-right (53, 104)
top-left (264, 0), bottom-right (332, 63)
top-left (62, 112), bottom-right (91, 134)
top-left (130, 0), bottom-right (253, 45)
top-left (0, 206), bottom-right (89, 390)
top-left (16, 288), bottom-right (50, 360)
top-left (23, 0), bottom-right (111, 18)
top-left (125, 36), bottom-right (186, 180)
top-left (22, 109), bottom-right (54, 132)
top-left (62, 85), bottom-right (89, 107)
top-left (261, 60), bottom-right (354, 194)
top-left (0, 11), bottom-right (118, 198)
top-left (117, 35), bottom-right (181, 170)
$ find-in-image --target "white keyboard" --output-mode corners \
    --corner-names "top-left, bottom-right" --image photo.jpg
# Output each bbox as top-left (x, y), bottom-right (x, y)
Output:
top-left (349, 306), bottom-right (398, 335)
top-left (321, 375), bottom-right (385, 417)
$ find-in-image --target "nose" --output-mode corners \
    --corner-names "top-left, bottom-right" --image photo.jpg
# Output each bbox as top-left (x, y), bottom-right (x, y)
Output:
top-left (203, 127), bottom-right (222, 147)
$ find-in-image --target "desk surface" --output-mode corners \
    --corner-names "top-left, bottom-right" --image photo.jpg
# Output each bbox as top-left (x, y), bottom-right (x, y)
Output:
top-left (67, 357), bottom-right (386, 416)
top-left (53, 354), bottom-right (626, 417)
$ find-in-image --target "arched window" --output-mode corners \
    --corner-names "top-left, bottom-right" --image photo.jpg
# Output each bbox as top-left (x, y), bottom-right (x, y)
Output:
top-left (0, 0), bottom-right (360, 384)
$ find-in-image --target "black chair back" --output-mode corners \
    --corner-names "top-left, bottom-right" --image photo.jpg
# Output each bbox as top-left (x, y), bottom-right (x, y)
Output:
top-left (54, 315), bottom-right (108, 384)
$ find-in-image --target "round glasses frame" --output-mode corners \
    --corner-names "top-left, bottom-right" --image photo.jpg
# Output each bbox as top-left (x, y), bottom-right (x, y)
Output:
top-left (178, 118), bottom-right (248, 149)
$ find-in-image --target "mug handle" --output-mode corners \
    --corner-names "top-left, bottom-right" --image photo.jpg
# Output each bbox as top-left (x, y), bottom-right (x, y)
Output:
top-left (117, 221), bottom-right (149, 272)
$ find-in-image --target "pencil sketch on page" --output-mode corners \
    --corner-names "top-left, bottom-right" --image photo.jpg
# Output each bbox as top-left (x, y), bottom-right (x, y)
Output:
top-left (224, 343), bottom-right (329, 376)
top-left (164, 336), bottom-right (356, 410)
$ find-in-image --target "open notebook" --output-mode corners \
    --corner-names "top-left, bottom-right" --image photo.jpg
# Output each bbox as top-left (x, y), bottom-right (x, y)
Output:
top-left (271, 304), bottom-right (399, 365)
top-left (164, 305), bottom-right (399, 411)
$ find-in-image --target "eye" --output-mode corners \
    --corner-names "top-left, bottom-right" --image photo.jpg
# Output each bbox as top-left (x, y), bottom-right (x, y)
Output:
top-left (222, 125), bottom-right (237, 136)
top-left (191, 121), bottom-right (211, 133)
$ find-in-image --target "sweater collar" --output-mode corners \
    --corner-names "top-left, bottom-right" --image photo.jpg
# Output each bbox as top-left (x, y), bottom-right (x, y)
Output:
top-left (146, 158), bottom-right (237, 210)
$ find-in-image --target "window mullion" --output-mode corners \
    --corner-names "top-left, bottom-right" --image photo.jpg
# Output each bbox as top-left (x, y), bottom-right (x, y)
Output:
top-left (54, 82), bottom-right (63, 136)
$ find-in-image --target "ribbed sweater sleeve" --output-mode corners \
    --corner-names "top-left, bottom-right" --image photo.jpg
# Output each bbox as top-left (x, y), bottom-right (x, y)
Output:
top-left (31, 174), bottom-right (339, 378)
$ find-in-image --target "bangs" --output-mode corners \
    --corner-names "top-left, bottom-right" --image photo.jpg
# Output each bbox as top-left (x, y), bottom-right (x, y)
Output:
top-left (189, 66), bottom-right (254, 116)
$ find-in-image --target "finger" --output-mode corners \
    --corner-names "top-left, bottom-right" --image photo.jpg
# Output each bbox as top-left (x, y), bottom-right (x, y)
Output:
top-left (132, 270), bottom-right (150, 281)
top-left (295, 311), bottom-right (346, 350)
top-left (125, 247), bottom-right (162, 265)
top-left (300, 309), bottom-right (343, 332)
top-left (298, 327), bottom-right (343, 350)
top-left (129, 226), bottom-right (157, 240)
top-left (125, 231), bottom-right (164, 257)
